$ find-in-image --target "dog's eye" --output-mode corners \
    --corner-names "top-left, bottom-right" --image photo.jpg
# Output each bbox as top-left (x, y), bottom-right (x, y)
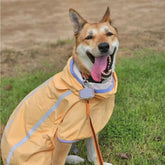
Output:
top-left (85, 35), bottom-right (93, 40)
top-left (106, 32), bottom-right (113, 36)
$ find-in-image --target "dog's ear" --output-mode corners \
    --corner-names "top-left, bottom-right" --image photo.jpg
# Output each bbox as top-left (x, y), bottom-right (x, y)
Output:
top-left (100, 7), bottom-right (111, 24)
top-left (69, 8), bottom-right (87, 35)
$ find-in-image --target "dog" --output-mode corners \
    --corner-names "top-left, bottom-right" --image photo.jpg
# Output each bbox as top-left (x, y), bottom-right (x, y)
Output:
top-left (1, 7), bottom-right (119, 165)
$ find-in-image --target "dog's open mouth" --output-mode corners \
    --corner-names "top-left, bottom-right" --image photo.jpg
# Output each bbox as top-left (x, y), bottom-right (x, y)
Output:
top-left (86, 48), bottom-right (116, 82)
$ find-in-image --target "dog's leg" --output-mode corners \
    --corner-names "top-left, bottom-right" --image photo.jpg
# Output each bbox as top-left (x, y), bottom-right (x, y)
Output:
top-left (52, 139), bottom-right (85, 165)
top-left (86, 135), bottom-right (113, 165)
top-left (52, 139), bottom-right (72, 165)
top-left (86, 136), bottom-right (98, 164)
top-left (65, 155), bottom-right (85, 164)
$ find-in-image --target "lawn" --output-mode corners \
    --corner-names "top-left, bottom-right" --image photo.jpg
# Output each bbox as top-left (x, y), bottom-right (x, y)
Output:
top-left (1, 49), bottom-right (165, 165)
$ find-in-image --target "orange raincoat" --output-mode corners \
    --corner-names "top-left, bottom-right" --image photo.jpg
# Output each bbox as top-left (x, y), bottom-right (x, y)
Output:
top-left (1, 57), bottom-right (117, 165)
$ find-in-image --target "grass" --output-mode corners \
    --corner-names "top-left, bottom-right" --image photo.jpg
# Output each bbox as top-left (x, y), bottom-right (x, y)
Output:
top-left (100, 50), bottom-right (165, 165)
top-left (0, 71), bottom-right (55, 124)
top-left (1, 49), bottom-right (165, 165)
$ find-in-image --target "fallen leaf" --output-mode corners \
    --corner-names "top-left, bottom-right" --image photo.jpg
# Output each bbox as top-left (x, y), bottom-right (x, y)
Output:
top-left (153, 136), bottom-right (161, 141)
top-left (5, 85), bottom-right (12, 90)
top-left (116, 153), bottom-right (131, 159)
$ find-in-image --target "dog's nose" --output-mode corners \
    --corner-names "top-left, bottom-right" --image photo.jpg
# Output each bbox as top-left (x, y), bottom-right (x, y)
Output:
top-left (98, 42), bottom-right (109, 53)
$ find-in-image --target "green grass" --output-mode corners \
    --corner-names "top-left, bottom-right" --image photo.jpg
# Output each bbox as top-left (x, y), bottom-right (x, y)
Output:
top-left (1, 50), bottom-right (165, 165)
top-left (0, 72), bottom-right (55, 124)
top-left (100, 50), bottom-right (165, 165)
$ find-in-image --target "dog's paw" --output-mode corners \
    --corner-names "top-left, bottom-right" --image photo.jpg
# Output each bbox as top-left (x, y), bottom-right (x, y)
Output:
top-left (104, 162), bottom-right (113, 165)
top-left (65, 155), bottom-right (85, 164)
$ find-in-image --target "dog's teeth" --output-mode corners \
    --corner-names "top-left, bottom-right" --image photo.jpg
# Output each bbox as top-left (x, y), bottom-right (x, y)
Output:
top-left (109, 56), bottom-right (111, 62)
top-left (102, 70), bottom-right (111, 76)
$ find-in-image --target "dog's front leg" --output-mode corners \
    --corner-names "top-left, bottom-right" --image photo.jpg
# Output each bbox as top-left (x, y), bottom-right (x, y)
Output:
top-left (86, 135), bottom-right (98, 164)
top-left (86, 135), bottom-right (113, 165)
top-left (52, 139), bottom-right (85, 165)
top-left (52, 138), bottom-right (72, 165)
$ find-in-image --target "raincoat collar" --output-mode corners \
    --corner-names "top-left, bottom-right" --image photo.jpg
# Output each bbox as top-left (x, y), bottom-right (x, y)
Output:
top-left (60, 57), bottom-right (117, 98)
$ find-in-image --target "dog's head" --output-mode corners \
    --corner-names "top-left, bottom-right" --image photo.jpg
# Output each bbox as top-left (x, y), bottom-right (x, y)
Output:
top-left (69, 7), bottom-right (119, 82)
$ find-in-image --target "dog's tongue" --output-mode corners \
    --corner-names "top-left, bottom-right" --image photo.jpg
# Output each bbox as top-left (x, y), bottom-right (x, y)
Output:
top-left (91, 55), bottom-right (108, 82)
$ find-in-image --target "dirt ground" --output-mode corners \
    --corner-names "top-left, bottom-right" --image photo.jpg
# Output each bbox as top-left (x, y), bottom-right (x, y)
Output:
top-left (1, 0), bottom-right (165, 76)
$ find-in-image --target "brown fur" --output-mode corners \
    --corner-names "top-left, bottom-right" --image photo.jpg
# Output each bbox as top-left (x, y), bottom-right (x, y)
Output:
top-left (52, 139), bottom-right (72, 165)
top-left (70, 8), bottom-right (118, 75)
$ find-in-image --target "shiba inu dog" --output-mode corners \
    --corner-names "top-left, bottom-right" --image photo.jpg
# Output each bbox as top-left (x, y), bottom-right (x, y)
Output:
top-left (70, 8), bottom-right (119, 83)
top-left (1, 7), bottom-right (119, 165)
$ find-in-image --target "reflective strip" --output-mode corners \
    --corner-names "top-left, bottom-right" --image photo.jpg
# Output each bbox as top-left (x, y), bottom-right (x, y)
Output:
top-left (94, 77), bottom-right (114, 93)
top-left (7, 90), bottom-right (72, 165)
top-left (70, 58), bottom-right (82, 85)
top-left (1, 120), bottom-right (12, 144)
top-left (1, 76), bottom-right (54, 143)
top-left (57, 137), bottom-right (78, 143)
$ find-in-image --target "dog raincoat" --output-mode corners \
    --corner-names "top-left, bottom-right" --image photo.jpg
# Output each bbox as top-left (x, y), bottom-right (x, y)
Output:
top-left (1, 57), bottom-right (117, 165)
